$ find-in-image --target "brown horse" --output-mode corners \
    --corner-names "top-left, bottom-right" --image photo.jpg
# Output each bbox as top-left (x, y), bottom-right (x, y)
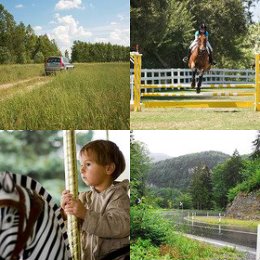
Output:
top-left (188, 34), bottom-right (211, 93)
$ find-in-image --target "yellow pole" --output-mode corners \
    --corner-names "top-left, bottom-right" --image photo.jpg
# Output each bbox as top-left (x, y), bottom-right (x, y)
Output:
top-left (255, 53), bottom-right (260, 111)
top-left (63, 130), bottom-right (81, 260)
top-left (133, 53), bottom-right (142, 112)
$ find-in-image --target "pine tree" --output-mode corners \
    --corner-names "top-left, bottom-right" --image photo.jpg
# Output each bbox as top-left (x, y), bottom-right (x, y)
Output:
top-left (190, 165), bottom-right (213, 210)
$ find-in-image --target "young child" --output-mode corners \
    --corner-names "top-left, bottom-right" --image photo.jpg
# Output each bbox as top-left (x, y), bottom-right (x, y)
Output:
top-left (61, 140), bottom-right (130, 260)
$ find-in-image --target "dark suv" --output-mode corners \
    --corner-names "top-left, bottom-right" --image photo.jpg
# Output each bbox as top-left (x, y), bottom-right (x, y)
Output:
top-left (45, 56), bottom-right (74, 75)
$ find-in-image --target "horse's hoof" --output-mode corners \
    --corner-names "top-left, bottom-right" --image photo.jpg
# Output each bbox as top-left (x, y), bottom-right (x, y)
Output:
top-left (191, 84), bottom-right (195, 89)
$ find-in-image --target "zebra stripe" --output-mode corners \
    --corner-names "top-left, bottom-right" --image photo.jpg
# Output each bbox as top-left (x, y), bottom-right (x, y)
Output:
top-left (0, 172), bottom-right (72, 260)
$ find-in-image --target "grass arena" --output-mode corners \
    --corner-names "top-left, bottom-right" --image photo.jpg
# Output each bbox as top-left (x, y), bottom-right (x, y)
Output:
top-left (130, 53), bottom-right (260, 129)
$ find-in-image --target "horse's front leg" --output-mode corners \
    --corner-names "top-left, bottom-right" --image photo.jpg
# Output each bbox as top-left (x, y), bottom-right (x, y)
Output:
top-left (191, 68), bottom-right (197, 89)
top-left (197, 71), bottom-right (204, 94)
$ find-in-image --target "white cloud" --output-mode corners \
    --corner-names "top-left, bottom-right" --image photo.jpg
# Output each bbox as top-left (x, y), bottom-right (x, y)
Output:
top-left (55, 0), bottom-right (83, 10)
top-left (89, 12), bottom-right (130, 47)
top-left (90, 23), bottom-right (129, 46)
top-left (109, 28), bottom-right (129, 46)
top-left (49, 14), bottom-right (92, 53)
top-left (15, 4), bottom-right (23, 8)
top-left (33, 26), bottom-right (43, 35)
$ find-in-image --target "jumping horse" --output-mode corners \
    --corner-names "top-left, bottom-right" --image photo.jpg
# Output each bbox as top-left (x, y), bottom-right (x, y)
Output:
top-left (188, 34), bottom-right (211, 93)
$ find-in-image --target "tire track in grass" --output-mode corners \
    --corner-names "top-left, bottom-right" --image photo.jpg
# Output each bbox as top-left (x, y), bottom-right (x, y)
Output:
top-left (0, 76), bottom-right (47, 89)
top-left (0, 77), bottom-right (52, 101)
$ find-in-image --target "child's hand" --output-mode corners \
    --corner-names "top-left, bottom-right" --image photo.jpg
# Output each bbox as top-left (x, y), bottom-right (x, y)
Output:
top-left (64, 197), bottom-right (87, 220)
top-left (60, 190), bottom-right (73, 209)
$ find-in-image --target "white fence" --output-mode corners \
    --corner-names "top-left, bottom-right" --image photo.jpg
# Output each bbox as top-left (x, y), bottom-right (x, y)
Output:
top-left (257, 225), bottom-right (260, 260)
top-left (130, 68), bottom-right (255, 102)
top-left (130, 68), bottom-right (255, 85)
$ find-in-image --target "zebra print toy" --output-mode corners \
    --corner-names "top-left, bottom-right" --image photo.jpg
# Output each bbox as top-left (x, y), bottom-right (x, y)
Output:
top-left (0, 172), bottom-right (72, 260)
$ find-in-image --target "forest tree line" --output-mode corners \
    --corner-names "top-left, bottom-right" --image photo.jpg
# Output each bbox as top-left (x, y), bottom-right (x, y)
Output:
top-left (0, 4), bottom-right (129, 64)
top-left (71, 41), bottom-right (129, 63)
top-left (131, 132), bottom-right (260, 211)
top-left (0, 4), bottom-right (60, 64)
top-left (131, 0), bottom-right (260, 68)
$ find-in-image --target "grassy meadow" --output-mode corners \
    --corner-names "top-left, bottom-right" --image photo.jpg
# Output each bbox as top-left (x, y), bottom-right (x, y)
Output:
top-left (0, 62), bottom-right (129, 129)
top-left (0, 64), bottom-right (44, 83)
top-left (131, 107), bottom-right (260, 129)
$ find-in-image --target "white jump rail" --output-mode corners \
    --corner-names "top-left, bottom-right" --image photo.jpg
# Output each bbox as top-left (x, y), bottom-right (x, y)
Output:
top-left (257, 225), bottom-right (260, 260)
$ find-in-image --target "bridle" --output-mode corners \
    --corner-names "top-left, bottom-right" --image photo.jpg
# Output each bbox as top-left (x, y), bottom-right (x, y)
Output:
top-left (0, 185), bottom-right (44, 260)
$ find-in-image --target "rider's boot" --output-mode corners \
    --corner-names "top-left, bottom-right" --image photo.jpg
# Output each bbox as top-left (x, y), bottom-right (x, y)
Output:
top-left (183, 49), bottom-right (191, 63)
top-left (209, 51), bottom-right (216, 65)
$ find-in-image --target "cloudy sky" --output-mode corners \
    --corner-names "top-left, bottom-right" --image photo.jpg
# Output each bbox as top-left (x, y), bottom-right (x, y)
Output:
top-left (1, 0), bottom-right (129, 54)
top-left (134, 130), bottom-right (258, 158)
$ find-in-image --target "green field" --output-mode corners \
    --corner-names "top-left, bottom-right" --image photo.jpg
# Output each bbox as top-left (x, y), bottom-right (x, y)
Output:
top-left (131, 107), bottom-right (260, 129)
top-left (0, 62), bottom-right (129, 129)
top-left (0, 64), bottom-right (44, 83)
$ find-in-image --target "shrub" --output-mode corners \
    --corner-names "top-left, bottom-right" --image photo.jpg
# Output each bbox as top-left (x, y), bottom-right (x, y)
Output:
top-left (131, 204), bottom-right (173, 246)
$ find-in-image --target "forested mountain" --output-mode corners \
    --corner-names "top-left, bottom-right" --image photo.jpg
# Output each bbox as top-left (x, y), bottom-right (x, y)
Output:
top-left (131, 0), bottom-right (260, 68)
top-left (149, 152), bottom-right (171, 162)
top-left (0, 4), bottom-right (60, 64)
top-left (147, 151), bottom-right (230, 191)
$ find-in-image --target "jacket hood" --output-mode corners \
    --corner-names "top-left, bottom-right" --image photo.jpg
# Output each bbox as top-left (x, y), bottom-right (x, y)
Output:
top-left (91, 179), bottom-right (129, 195)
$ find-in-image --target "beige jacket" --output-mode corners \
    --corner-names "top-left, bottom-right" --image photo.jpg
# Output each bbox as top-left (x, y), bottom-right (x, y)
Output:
top-left (78, 180), bottom-right (130, 260)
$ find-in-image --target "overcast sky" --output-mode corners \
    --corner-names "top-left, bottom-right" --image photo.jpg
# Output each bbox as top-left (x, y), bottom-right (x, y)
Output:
top-left (0, 0), bottom-right (129, 54)
top-left (133, 130), bottom-right (258, 158)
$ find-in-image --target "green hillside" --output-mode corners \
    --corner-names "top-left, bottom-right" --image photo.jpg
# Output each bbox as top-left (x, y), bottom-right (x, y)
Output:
top-left (147, 151), bottom-right (230, 191)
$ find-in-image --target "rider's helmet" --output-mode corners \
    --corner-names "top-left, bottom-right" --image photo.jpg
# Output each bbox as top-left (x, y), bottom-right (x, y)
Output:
top-left (199, 23), bottom-right (207, 33)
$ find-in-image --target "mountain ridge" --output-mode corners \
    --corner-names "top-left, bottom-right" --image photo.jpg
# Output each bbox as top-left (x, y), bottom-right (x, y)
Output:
top-left (147, 151), bottom-right (230, 191)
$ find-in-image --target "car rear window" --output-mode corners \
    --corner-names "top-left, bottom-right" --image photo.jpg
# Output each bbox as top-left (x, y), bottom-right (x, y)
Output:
top-left (47, 57), bottom-right (61, 63)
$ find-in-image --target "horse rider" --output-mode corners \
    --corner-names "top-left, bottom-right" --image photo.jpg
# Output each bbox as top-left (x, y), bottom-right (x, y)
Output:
top-left (183, 23), bottom-right (216, 65)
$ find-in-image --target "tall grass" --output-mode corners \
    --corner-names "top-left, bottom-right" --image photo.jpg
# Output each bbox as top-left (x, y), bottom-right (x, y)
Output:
top-left (0, 64), bottom-right (44, 83)
top-left (0, 63), bottom-right (129, 129)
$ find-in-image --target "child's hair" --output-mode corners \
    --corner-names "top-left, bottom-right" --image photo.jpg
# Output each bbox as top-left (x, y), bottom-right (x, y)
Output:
top-left (80, 140), bottom-right (126, 180)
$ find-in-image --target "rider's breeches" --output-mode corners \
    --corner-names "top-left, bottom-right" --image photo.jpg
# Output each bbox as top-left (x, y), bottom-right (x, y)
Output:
top-left (189, 39), bottom-right (198, 50)
top-left (207, 41), bottom-right (213, 52)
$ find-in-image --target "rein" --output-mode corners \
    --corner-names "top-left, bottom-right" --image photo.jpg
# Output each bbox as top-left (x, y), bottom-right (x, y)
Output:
top-left (0, 185), bottom-right (44, 260)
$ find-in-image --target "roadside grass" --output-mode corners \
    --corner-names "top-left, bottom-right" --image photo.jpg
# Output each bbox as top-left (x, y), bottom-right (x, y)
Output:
top-left (0, 62), bottom-right (129, 129)
top-left (130, 107), bottom-right (260, 129)
top-left (131, 206), bottom-right (244, 260)
top-left (0, 64), bottom-right (44, 83)
top-left (131, 236), bottom-right (243, 260)
top-left (188, 216), bottom-right (260, 229)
